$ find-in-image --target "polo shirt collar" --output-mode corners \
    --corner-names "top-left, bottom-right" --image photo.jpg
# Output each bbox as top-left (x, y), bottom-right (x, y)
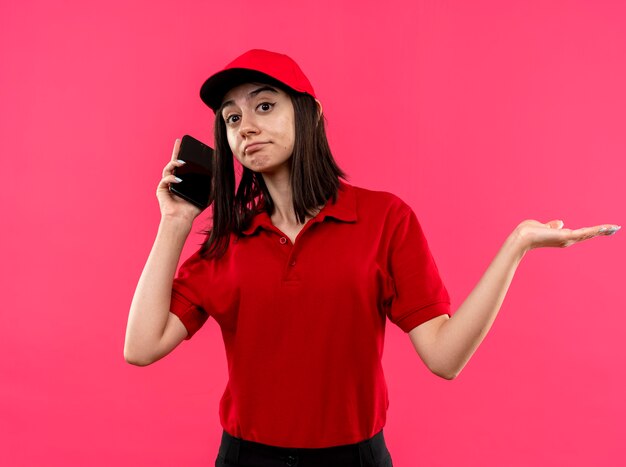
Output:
top-left (241, 179), bottom-right (357, 236)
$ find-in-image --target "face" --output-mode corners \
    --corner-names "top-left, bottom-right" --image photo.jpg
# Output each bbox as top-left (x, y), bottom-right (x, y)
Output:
top-left (220, 82), bottom-right (295, 176)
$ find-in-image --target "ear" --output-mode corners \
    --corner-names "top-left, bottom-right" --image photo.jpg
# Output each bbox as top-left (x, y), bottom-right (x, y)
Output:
top-left (315, 98), bottom-right (323, 122)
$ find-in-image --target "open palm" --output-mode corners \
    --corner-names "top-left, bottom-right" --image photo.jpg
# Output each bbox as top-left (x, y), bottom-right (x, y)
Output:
top-left (517, 219), bottom-right (620, 253)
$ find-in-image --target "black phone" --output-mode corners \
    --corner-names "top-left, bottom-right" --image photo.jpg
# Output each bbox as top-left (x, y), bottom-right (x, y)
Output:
top-left (169, 135), bottom-right (214, 210)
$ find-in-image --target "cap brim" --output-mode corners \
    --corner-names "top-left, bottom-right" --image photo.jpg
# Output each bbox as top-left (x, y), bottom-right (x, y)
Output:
top-left (200, 68), bottom-right (289, 113)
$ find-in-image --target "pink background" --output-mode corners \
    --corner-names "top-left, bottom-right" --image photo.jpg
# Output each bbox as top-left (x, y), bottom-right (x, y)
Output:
top-left (1, 0), bottom-right (624, 465)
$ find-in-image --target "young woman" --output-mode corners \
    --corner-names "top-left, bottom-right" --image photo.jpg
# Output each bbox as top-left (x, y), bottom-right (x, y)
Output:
top-left (124, 49), bottom-right (620, 467)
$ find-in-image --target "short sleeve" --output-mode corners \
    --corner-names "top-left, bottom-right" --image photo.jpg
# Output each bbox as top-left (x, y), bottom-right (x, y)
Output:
top-left (170, 248), bottom-right (210, 340)
top-left (385, 207), bottom-right (451, 333)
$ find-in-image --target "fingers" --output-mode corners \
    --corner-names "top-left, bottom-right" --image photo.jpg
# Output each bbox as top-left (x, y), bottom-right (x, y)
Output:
top-left (157, 139), bottom-right (186, 190)
top-left (546, 219), bottom-right (564, 229)
top-left (163, 139), bottom-right (186, 178)
top-left (597, 225), bottom-right (621, 235)
top-left (162, 158), bottom-right (186, 178)
top-left (157, 173), bottom-right (182, 191)
top-left (579, 225), bottom-right (620, 236)
top-left (569, 225), bottom-right (621, 242)
top-left (554, 221), bottom-right (620, 236)
top-left (171, 138), bottom-right (181, 161)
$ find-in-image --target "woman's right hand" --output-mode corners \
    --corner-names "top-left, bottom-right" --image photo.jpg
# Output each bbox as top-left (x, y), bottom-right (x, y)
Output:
top-left (156, 138), bottom-right (203, 223)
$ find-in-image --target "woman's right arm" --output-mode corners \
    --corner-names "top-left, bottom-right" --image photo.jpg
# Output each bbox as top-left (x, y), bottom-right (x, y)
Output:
top-left (124, 138), bottom-right (202, 366)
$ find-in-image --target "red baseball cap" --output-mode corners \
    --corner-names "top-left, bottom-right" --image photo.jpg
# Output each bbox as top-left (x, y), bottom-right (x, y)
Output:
top-left (199, 49), bottom-right (317, 113)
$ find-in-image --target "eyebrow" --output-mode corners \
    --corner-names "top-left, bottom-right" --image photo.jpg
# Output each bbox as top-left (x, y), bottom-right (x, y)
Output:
top-left (220, 86), bottom-right (279, 112)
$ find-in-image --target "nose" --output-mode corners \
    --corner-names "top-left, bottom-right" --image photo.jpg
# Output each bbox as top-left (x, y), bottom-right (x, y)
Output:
top-left (238, 110), bottom-right (260, 138)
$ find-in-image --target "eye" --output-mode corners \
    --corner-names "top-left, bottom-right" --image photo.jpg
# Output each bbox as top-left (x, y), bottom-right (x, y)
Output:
top-left (257, 102), bottom-right (275, 112)
top-left (224, 114), bottom-right (240, 125)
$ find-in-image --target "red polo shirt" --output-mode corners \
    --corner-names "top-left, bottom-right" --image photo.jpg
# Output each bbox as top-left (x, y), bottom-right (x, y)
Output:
top-left (169, 179), bottom-right (451, 448)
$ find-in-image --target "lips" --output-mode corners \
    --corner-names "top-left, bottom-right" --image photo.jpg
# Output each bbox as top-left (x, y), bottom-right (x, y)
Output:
top-left (244, 142), bottom-right (268, 154)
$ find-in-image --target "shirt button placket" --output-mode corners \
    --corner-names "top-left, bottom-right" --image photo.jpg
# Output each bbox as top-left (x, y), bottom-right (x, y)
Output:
top-left (279, 236), bottom-right (297, 276)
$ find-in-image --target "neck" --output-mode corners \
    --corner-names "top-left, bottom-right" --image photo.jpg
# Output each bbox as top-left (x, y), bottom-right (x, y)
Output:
top-left (263, 172), bottom-right (296, 225)
top-left (261, 171), bottom-right (324, 227)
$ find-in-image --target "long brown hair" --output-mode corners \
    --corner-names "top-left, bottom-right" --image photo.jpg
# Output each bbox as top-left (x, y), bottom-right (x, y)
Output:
top-left (199, 82), bottom-right (349, 260)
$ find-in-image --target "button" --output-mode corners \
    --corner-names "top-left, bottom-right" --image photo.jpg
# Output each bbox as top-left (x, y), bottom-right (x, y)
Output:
top-left (279, 237), bottom-right (287, 244)
top-left (286, 456), bottom-right (297, 466)
top-left (290, 260), bottom-right (296, 267)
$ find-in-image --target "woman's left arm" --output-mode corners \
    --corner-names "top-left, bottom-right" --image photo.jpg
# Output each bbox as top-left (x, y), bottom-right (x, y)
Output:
top-left (428, 219), bottom-right (620, 380)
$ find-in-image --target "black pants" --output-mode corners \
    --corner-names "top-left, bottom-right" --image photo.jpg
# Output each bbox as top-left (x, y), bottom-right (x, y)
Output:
top-left (215, 429), bottom-right (393, 467)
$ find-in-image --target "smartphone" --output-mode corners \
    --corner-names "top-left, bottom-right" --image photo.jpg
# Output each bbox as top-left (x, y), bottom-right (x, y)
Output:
top-left (169, 135), bottom-right (214, 210)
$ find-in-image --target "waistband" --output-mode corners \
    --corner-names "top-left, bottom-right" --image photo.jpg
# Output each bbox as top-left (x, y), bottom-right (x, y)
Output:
top-left (218, 429), bottom-right (389, 466)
